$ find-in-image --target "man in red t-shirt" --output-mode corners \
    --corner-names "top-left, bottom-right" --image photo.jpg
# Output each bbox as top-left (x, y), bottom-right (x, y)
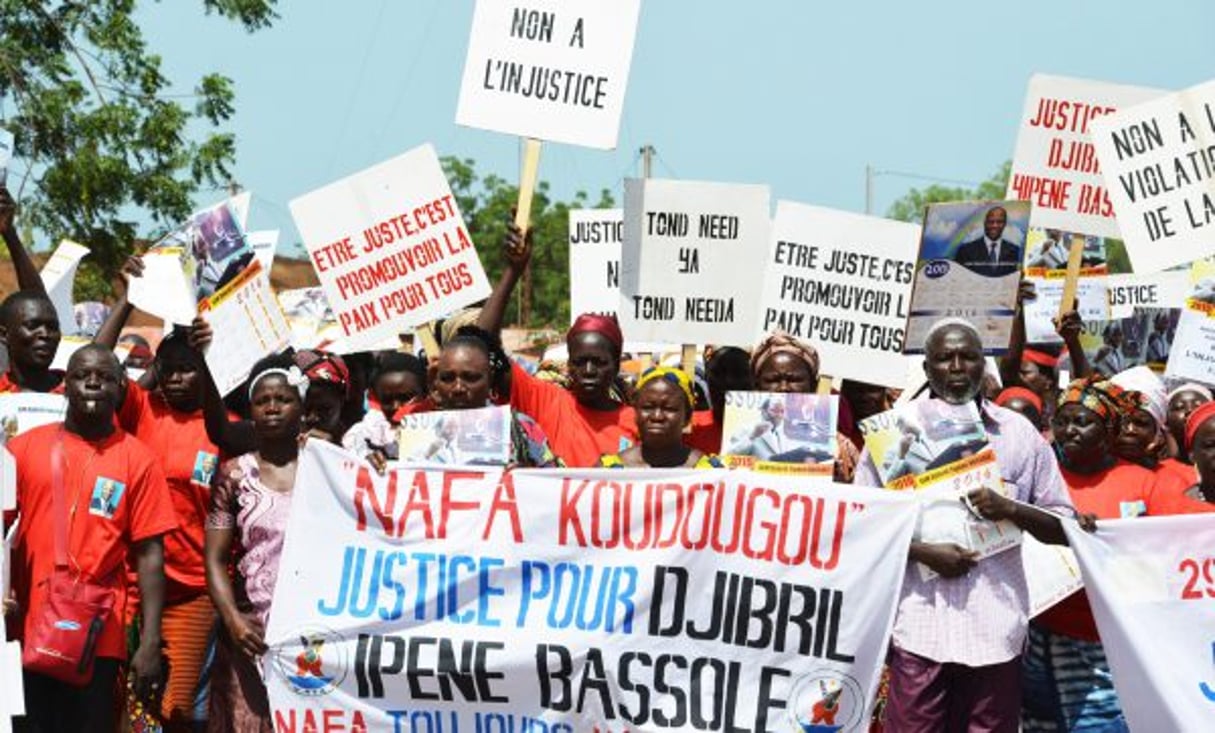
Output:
top-left (5, 344), bottom-right (176, 732)
top-left (0, 290), bottom-right (65, 394)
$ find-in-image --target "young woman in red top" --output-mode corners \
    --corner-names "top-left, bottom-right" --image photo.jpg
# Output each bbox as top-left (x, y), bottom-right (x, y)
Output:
top-left (474, 223), bottom-right (636, 467)
top-left (1151, 401), bottom-right (1215, 514)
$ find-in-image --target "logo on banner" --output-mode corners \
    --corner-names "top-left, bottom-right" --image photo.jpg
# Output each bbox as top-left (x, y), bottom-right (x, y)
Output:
top-left (787, 671), bottom-right (865, 732)
top-left (923, 260), bottom-right (951, 279)
top-left (273, 627), bottom-right (348, 696)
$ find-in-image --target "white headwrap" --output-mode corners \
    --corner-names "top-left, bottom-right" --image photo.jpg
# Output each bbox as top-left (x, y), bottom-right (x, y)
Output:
top-left (1167, 382), bottom-right (1214, 404)
top-left (248, 366), bottom-right (310, 401)
top-left (1110, 366), bottom-right (1167, 428)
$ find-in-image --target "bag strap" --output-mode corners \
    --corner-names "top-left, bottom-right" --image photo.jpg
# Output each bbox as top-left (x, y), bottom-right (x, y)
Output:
top-left (50, 429), bottom-right (69, 569)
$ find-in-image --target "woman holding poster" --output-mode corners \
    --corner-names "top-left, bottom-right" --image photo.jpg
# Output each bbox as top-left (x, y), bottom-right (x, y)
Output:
top-left (393, 326), bottom-right (561, 468)
top-left (747, 332), bottom-right (859, 481)
top-left (204, 354), bottom-right (305, 733)
top-left (598, 365), bottom-right (723, 468)
top-left (1024, 378), bottom-right (1184, 732)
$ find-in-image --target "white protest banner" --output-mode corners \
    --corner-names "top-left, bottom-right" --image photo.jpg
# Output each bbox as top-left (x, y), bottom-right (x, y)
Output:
top-left (1008, 74), bottom-right (1164, 238)
top-left (1106, 269), bottom-right (1190, 319)
top-left (620, 178), bottom-right (770, 345)
top-left (758, 203), bottom-right (918, 386)
top-left (0, 128), bottom-right (13, 186)
top-left (0, 640), bottom-right (23, 733)
top-left (1063, 515), bottom-right (1215, 731)
top-left (569, 208), bottom-right (623, 319)
top-left (1091, 78), bottom-right (1215, 273)
top-left (264, 442), bottom-right (917, 732)
top-left (456, 0), bottom-right (641, 149)
top-left (198, 260), bottom-right (291, 396)
top-left (290, 144), bottom-right (490, 352)
top-left (1164, 258), bottom-right (1215, 385)
top-left (38, 240), bottom-right (89, 336)
top-left (904, 200), bottom-right (1030, 354)
top-left (248, 229), bottom-right (280, 272)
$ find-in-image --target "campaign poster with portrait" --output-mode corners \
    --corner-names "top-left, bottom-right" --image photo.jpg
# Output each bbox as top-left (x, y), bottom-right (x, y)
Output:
top-left (1075, 307), bottom-right (1180, 377)
top-left (904, 200), bottom-right (1030, 354)
top-left (720, 391), bottom-right (837, 475)
top-left (397, 405), bottom-right (512, 467)
top-left (1021, 228), bottom-right (1111, 344)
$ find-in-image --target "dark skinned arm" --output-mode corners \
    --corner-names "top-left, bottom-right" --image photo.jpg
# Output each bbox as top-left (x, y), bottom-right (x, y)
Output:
top-left (475, 223), bottom-right (532, 337)
top-left (1057, 306), bottom-right (1092, 380)
top-left (94, 255), bottom-right (144, 349)
top-left (999, 279), bottom-right (1035, 388)
top-left (206, 524), bottom-right (267, 659)
top-left (190, 316), bottom-right (256, 456)
top-left (967, 486), bottom-right (1068, 545)
top-left (130, 536), bottom-right (166, 702)
top-left (0, 185), bottom-right (44, 294)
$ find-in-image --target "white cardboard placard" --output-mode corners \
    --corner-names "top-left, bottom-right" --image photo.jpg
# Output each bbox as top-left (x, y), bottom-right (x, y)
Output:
top-left (38, 240), bottom-right (89, 336)
top-left (568, 208), bottom-right (623, 319)
top-left (757, 202), bottom-right (920, 386)
top-left (290, 144), bottom-right (490, 352)
top-left (620, 177), bottom-right (770, 346)
top-left (1008, 74), bottom-right (1164, 238)
top-left (1091, 78), bottom-right (1215, 273)
top-left (455, 0), bottom-right (641, 149)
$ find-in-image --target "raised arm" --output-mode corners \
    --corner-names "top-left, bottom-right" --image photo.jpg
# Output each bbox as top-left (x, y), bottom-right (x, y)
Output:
top-left (0, 186), bottom-right (45, 294)
top-left (190, 316), bottom-right (256, 456)
top-left (999, 279), bottom-right (1034, 387)
top-left (1057, 307), bottom-right (1092, 380)
top-left (95, 254), bottom-right (144, 349)
top-left (476, 223), bottom-right (532, 337)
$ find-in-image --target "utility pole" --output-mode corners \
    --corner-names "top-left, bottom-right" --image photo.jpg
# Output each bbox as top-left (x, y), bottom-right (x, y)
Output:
top-left (227, 179), bottom-right (242, 197)
top-left (641, 144), bottom-right (655, 179)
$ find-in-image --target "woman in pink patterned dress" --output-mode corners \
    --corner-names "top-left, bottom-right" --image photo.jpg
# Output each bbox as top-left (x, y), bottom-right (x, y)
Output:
top-left (204, 354), bottom-right (305, 732)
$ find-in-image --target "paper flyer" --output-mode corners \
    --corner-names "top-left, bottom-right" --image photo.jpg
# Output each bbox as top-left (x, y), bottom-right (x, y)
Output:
top-left (721, 391), bottom-right (838, 475)
top-left (397, 405), bottom-right (512, 466)
top-left (1163, 258), bottom-right (1215, 385)
top-left (38, 239), bottom-right (90, 336)
top-left (199, 259), bottom-right (292, 396)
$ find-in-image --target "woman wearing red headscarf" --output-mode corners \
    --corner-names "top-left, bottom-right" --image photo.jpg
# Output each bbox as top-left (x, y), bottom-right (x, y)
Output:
top-left (475, 224), bottom-right (636, 467)
top-left (1148, 401), bottom-right (1215, 514)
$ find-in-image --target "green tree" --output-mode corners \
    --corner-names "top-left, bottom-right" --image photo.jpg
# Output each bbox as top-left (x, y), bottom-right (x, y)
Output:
top-left (442, 156), bottom-right (614, 328)
top-left (886, 161), bottom-right (1012, 223)
top-left (0, 0), bottom-right (278, 300)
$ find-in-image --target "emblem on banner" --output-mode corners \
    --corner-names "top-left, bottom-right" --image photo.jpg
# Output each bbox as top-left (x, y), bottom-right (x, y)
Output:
top-left (273, 627), bottom-right (348, 696)
top-left (787, 671), bottom-right (865, 732)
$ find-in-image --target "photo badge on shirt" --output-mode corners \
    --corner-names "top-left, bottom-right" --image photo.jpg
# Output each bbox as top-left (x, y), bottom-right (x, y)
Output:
top-left (88, 477), bottom-right (127, 519)
top-left (192, 450), bottom-right (219, 487)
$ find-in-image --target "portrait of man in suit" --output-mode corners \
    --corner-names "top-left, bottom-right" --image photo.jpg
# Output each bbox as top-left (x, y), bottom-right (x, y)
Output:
top-left (954, 206), bottom-right (1022, 277)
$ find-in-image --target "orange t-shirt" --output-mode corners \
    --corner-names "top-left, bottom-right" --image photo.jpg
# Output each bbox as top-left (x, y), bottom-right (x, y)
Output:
top-left (0, 371), bottom-right (65, 394)
top-left (8, 424), bottom-right (177, 660)
top-left (119, 384), bottom-right (223, 597)
top-left (687, 410), bottom-right (722, 454)
top-left (509, 362), bottom-right (636, 468)
top-left (1147, 481), bottom-right (1215, 515)
top-left (1038, 460), bottom-right (1187, 641)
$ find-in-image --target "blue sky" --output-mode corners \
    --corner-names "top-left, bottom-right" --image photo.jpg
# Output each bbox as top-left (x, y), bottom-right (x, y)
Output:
top-left (136, 0), bottom-right (1215, 254)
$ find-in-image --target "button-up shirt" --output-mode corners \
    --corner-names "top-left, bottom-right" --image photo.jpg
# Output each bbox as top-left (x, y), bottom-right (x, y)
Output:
top-left (855, 397), bottom-right (1073, 666)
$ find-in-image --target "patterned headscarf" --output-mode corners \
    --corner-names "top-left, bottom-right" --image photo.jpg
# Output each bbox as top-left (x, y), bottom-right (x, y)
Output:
top-left (750, 331), bottom-right (820, 380)
top-left (635, 365), bottom-right (695, 409)
top-left (1057, 376), bottom-right (1130, 429)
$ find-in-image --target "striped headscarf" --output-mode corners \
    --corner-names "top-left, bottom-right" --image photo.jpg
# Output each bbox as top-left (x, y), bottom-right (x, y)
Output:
top-left (751, 331), bottom-right (820, 380)
top-left (635, 365), bottom-right (696, 410)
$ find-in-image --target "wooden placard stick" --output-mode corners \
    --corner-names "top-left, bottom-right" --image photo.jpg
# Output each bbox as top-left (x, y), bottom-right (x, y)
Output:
top-left (1057, 233), bottom-right (1086, 320)
top-left (816, 375), bottom-right (833, 395)
top-left (416, 321), bottom-right (441, 365)
top-left (514, 138), bottom-right (544, 233)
